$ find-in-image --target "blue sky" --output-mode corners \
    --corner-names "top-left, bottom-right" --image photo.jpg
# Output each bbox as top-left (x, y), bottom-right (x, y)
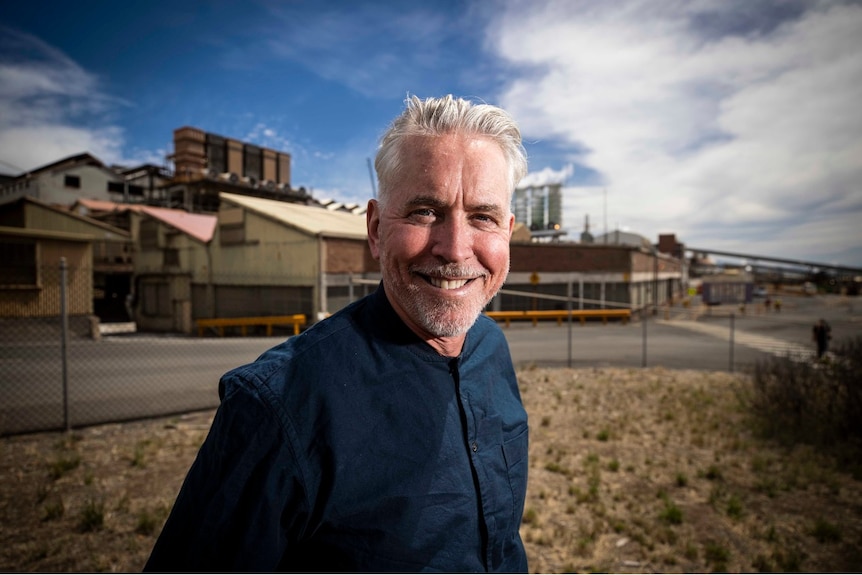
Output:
top-left (1, 0), bottom-right (861, 267)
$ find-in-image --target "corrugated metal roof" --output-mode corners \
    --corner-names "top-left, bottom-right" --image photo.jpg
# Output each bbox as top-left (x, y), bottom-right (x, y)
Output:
top-left (74, 198), bottom-right (147, 213)
top-left (220, 192), bottom-right (367, 239)
top-left (72, 199), bottom-right (216, 243)
top-left (0, 225), bottom-right (95, 242)
top-left (140, 206), bottom-right (217, 243)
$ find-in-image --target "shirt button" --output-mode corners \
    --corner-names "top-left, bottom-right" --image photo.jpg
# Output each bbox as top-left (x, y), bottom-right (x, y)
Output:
top-left (471, 442), bottom-right (478, 452)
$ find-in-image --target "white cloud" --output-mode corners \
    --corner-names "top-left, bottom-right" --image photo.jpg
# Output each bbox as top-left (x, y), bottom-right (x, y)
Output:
top-left (0, 27), bottom-right (138, 173)
top-left (489, 0), bottom-right (862, 265)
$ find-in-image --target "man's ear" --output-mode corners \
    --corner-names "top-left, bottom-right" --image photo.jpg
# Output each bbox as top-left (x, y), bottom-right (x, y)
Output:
top-left (366, 199), bottom-right (381, 260)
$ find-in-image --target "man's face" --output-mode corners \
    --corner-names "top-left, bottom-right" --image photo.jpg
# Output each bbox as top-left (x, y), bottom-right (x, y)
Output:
top-left (367, 133), bottom-right (514, 344)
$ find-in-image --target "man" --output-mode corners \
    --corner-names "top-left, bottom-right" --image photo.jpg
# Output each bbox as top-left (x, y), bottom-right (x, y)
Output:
top-left (144, 95), bottom-right (530, 572)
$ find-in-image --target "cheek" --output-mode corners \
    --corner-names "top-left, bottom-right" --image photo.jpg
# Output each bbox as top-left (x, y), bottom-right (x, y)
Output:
top-left (384, 226), bottom-right (432, 259)
top-left (476, 234), bottom-right (511, 273)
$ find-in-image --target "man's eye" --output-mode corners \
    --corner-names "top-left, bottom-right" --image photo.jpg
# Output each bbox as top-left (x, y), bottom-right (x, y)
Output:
top-left (410, 208), bottom-right (436, 219)
top-left (473, 214), bottom-right (498, 225)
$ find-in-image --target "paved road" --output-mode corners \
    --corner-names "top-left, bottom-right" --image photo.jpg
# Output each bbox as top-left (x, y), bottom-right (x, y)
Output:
top-left (1, 294), bottom-right (858, 435)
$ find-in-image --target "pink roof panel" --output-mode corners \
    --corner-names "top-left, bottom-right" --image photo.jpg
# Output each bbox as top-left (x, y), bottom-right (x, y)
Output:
top-left (141, 206), bottom-right (217, 243)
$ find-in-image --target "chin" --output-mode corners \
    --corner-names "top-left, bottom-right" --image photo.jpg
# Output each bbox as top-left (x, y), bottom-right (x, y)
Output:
top-left (415, 298), bottom-right (486, 338)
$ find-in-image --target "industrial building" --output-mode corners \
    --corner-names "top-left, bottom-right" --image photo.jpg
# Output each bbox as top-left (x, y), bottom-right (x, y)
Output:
top-left (0, 125), bottom-right (685, 337)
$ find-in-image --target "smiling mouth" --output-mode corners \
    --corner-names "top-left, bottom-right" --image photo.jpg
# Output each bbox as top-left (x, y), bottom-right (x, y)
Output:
top-left (425, 276), bottom-right (472, 290)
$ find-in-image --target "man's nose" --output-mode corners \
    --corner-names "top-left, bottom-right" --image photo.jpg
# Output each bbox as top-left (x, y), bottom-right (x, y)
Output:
top-left (430, 217), bottom-right (473, 262)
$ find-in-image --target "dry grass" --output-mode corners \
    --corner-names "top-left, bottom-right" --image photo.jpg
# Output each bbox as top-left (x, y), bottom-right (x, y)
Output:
top-left (2, 367), bottom-right (861, 572)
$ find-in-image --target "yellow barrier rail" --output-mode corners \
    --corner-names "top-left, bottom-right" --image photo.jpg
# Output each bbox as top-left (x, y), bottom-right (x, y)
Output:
top-left (485, 309), bottom-right (631, 327)
top-left (196, 314), bottom-right (307, 337)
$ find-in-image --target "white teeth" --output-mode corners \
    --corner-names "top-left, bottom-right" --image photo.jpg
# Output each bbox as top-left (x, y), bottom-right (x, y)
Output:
top-left (429, 277), bottom-right (469, 290)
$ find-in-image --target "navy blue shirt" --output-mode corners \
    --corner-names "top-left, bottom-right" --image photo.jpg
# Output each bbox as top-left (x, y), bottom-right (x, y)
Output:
top-left (145, 285), bottom-right (529, 572)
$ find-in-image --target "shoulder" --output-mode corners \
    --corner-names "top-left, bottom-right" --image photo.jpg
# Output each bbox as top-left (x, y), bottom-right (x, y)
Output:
top-left (219, 297), bottom-right (372, 403)
top-left (472, 313), bottom-right (508, 344)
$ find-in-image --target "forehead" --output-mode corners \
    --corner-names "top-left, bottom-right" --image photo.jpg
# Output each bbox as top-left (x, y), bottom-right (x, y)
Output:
top-left (392, 134), bottom-right (510, 202)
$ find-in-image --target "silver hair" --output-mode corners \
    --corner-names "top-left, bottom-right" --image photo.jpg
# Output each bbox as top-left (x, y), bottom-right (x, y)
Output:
top-left (374, 95), bottom-right (528, 206)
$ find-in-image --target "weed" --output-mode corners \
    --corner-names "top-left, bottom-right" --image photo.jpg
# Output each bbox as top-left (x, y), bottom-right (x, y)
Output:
top-left (750, 455), bottom-right (770, 474)
top-left (607, 459), bottom-right (620, 472)
top-left (131, 439), bottom-right (153, 468)
top-left (42, 498), bottom-right (64, 521)
top-left (704, 541), bottom-right (730, 571)
top-left (809, 519), bottom-right (842, 543)
top-left (683, 543), bottom-right (698, 561)
top-left (136, 509), bottom-right (160, 536)
top-left (752, 554), bottom-right (774, 572)
top-left (675, 472), bottom-right (688, 487)
top-left (540, 416), bottom-right (551, 427)
top-left (703, 464), bottom-right (723, 481)
top-left (596, 429), bottom-right (610, 442)
top-left (772, 547), bottom-right (806, 571)
top-left (753, 477), bottom-right (780, 498)
top-left (659, 499), bottom-right (683, 525)
top-left (544, 461), bottom-right (569, 476)
top-left (655, 525), bottom-right (678, 545)
top-left (78, 498), bottom-right (105, 532)
top-left (522, 507), bottom-right (538, 525)
top-left (586, 467), bottom-right (601, 501)
top-left (48, 452), bottom-right (81, 481)
top-left (54, 433), bottom-right (82, 450)
top-left (744, 335), bottom-right (862, 457)
top-left (726, 494), bottom-right (744, 519)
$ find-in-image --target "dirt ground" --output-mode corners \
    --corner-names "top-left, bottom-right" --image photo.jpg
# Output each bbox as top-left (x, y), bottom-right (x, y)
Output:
top-left (1, 366), bottom-right (861, 572)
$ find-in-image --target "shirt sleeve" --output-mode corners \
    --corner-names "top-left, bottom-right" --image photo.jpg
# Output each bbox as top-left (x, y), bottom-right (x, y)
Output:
top-left (144, 373), bottom-right (308, 572)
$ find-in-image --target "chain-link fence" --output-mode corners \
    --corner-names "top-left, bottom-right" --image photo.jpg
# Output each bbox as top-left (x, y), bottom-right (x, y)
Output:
top-left (2, 261), bottom-right (858, 435)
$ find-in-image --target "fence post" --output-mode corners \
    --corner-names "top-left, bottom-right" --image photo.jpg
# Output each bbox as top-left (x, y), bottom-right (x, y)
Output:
top-left (729, 312), bottom-right (735, 373)
top-left (567, 278), bottom-right (573, 368)
top-left (60, 257), bottom-right (70, 432)
top-left (641, 306), bottom-right (648, 368)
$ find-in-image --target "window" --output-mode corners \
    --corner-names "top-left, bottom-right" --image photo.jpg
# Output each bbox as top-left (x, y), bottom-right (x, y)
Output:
top-left (64, 175), bottom-right (81, 188)
top-left (140, 219), bottom-right (160, 250)
top-left (163, 248), bottom-right (180, 267)
top-left (0, 240), bottom-right (38, 287)
top-left (243, 144), bottom-right (262, 180)
top-left (108, 181), bottom-right (124, 193)
top-left (206, 134), bottom-right (227, 174)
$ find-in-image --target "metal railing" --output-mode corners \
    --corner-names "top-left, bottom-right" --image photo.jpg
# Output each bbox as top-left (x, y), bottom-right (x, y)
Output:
top-left (1, 263), bottom-right (855, 435)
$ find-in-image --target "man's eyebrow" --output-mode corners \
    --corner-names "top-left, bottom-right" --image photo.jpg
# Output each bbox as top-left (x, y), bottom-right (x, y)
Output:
top-left (404, 195), bottom-right (447, 209)
top-left (406, 196), bottom-right (505, 212)
top-left (469, 202), bottom-right (506, 216)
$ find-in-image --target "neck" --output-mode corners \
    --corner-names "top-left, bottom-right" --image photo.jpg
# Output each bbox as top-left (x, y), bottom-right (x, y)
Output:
top-left (425, 335), bottom-right (465, 358)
